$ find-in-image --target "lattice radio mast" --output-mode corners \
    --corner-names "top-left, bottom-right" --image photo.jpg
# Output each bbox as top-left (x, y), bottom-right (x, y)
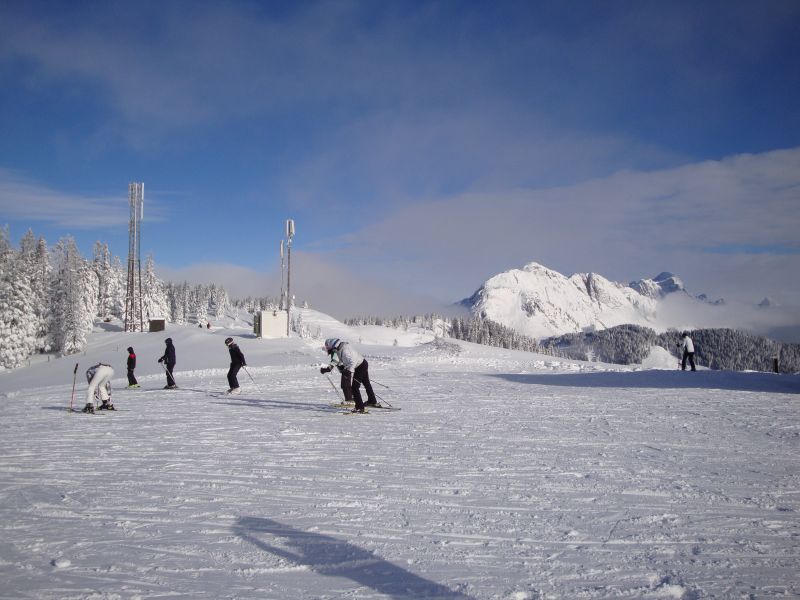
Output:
top-left (124, 182), bottom-right (145, 332)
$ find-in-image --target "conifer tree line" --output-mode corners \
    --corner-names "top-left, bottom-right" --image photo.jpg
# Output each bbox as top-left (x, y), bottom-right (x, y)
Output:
top-left (0, 228), bottom-right (231, 368)
top-left (540, 324), bottom-right (800, 373)
top-left (345, 315), bottom-right (800, 373)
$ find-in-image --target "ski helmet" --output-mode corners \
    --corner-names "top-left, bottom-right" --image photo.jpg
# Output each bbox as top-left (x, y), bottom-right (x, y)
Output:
top-left (165, 338), bottom-right (172, 344)
top-left (324, 338), bottom-right (340, 352)
top-left (225, 337), bottom-right (234, 346)
top-left (127, 347), bottom-right (133, 353)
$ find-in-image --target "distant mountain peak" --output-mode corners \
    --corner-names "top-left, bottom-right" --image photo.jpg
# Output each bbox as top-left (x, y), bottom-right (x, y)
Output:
top-left (629, 272), bottom-right (686, 299)
top-left (758, 297), bottom-right (775, 308)
top-left (461, 261), bottom-right (658, 339)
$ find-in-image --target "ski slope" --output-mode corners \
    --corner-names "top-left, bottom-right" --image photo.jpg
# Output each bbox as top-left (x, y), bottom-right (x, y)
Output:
top-left (1, 309), bottom-right (799, 599)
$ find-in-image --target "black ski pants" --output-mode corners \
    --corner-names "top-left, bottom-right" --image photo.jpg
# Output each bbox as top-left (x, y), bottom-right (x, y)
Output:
top-left (227, 363), bottom-right (242, 389)
top-left (353, 360), bottom-right (377, 407)
top-left (340, 360), bottom-right (377, 410)
top-left (164, 362), bottom-right (176, 386)
top-left (127, 368), bottom-right (138, 386)
top-left (682, 351), bottom-right (696, 371)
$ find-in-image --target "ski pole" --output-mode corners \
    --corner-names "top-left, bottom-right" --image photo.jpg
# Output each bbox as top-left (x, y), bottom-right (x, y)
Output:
top-left (324, 372), bottom-right (346, 403)
top-left (366, 377), bottom-right (392, 390)
top-left (352, 375), bottom-right (393, 408)
top-left (69, 363), bottom-right (78, 412)
top-left (160, 361), bottom-right (177, 387)
top-left (242, 366), bottom-right (264, 395)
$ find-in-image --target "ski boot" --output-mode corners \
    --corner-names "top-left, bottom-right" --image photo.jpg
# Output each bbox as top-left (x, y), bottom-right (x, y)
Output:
top-left (82, 403), bottom-right (95, 414)
top-left (127, 384), bottom-right (140, 389)
top-left (98, 400), bottom-right (116, 411)
top-left (229, 387), bottom-right (241, 395)
top-left (350, 407), bottom-right (367, 414)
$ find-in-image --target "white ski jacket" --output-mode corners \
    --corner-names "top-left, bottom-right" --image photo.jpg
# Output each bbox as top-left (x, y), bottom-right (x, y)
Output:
top-left (328, 342), bottom-right (364, 374)
top-left (681, 336), bottom-right (695, 353)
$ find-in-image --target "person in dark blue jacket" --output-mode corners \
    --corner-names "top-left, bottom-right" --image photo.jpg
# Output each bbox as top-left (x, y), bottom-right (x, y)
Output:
top-left (224, 337), bottom-right (246, 394)
top-left (157, 338), bottom-right (177, 389)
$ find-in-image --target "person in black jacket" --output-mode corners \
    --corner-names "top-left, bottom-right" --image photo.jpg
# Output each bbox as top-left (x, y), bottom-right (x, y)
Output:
top-left (157, 337), bottom-right (177, 389)
top-left (126, 346), bottom-right (139, 388)
top-left (224, 337), bottom-right (246, 394)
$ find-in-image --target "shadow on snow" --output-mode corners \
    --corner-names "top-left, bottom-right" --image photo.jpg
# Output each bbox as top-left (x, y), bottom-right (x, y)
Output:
top-left (233, 516), bottom-right (475, 599)
top-left (212, 396), bottom-right (341, 414)
top-left (491, 369), bottom-right (800, 394)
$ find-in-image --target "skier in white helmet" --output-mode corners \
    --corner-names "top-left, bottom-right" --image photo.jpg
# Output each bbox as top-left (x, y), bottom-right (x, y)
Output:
top-left (320, 337), bottom-right (378, 413)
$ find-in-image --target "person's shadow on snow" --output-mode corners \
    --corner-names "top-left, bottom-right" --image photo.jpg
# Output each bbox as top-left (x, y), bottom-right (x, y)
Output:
top-left (233, 516), bottom-right (474, 599)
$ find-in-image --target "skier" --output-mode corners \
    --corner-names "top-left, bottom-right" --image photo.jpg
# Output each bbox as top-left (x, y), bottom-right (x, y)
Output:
top-left (319, 337), bottom-right (378, 413)
top-left (83, 363), bottom-right (115, 413)
top-left (224, 337), bottom-right (246, 394)
top-left (158, 337), bottom-right (178, 388)
top-left (679, 331), bottom-right (697, 371)
top-left (126, 346), bottom-right (139, 388)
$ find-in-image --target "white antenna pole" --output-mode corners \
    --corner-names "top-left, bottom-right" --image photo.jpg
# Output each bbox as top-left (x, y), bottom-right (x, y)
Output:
top-left (279, 240), bottom-right (285, 310)
top-left (285, 219), bottom-right (294, 337)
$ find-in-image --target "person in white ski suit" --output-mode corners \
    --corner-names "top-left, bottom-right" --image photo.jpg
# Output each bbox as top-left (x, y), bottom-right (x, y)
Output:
top-left (320, 338), bottom-right (378, 413)
top-left (680, 332), bottom-right (697, 371)
top-left (84, 363), bottom-right (115, 413)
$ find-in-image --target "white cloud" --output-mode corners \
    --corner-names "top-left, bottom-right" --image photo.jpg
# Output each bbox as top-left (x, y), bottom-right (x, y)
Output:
top-left (0, 170), bottom-right (169, 229)
top-left (314, 148), bottom-right (800, 307)
top-left (0, 170), bottom-right (128, 228)
top-left (156, 253), bottom-right (460, 321)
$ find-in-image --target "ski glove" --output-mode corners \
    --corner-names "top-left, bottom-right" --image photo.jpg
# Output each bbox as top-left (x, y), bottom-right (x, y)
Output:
top-left (158, 358), bottom-right (163, 363)
top-left (320, 366), bottom-right (332, 374)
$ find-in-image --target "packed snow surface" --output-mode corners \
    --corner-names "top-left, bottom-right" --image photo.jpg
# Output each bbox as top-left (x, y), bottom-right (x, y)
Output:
top-left (1, 309), bottom-right (799, 599)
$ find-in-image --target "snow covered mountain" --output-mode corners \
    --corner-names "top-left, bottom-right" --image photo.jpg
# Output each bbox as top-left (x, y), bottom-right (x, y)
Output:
top-left (629, 271), bottom-right (687, 299)
top-left (461, 262), bottom-right (659, 339)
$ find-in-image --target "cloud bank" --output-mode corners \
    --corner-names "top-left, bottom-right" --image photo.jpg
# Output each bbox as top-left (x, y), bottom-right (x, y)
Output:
top-left (314, 148), bottom-right (800, 308)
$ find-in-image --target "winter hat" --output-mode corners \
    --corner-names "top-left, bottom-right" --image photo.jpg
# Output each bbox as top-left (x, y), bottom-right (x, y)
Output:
top-left (324, 338), bottom-right (340, 352)
top-left (225, 337), bottom-right (234, 346)
top-left (165, 338), bottom-right (172, 344)
top-left (127, 347), bottom-right (133, 353)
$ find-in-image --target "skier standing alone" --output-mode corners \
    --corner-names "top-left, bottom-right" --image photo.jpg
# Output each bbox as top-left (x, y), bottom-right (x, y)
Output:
top-left (320, 337), bottom-right (379, 413)
top-left (158, 338), bottom-right (177, 389)
top-left (126, 346), bottom-right (139, 388)
top-left (224, 337), bottom-right (246, 394)
top-left (680, 332), bottom-right (697, 371)
top-left (83, 363), bottom-right (115, 413)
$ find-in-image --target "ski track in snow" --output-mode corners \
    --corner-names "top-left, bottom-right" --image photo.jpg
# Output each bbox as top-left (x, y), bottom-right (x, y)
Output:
top-left (1, 348), bottom-right (799, 599)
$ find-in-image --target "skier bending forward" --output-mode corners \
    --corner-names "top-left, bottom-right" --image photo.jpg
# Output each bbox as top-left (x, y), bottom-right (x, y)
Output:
top-left (320, 337), bottom-right (378, 413)
top-left (84, 363), bottom-right (115, 413)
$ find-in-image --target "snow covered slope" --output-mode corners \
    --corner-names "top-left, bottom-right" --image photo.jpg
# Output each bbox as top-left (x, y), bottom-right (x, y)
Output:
top-left (1, 311), bottom-right (799, 598)
top-left (462, 262), bottom-right (658, 339)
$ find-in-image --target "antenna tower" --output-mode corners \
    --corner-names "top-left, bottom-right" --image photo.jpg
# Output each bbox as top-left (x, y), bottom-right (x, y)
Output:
top-left (124, 182), bottom-right (145, 332)
top-left (285, 219), bottom-right (295, 337)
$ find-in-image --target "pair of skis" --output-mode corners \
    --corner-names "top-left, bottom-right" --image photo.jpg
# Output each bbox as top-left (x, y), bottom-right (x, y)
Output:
top-left (324, 372), bottom-right (399, 413)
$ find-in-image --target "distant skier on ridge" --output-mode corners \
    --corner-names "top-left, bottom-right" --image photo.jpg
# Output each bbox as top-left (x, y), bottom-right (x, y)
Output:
top-left (679, 331), bottom-right (697, 371)
top-left (320, 337), bottom-right (379, 413)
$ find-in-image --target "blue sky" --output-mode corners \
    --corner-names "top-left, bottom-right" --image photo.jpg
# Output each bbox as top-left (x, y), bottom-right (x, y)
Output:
top-left (1, 0), bottom-right (799, 319)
